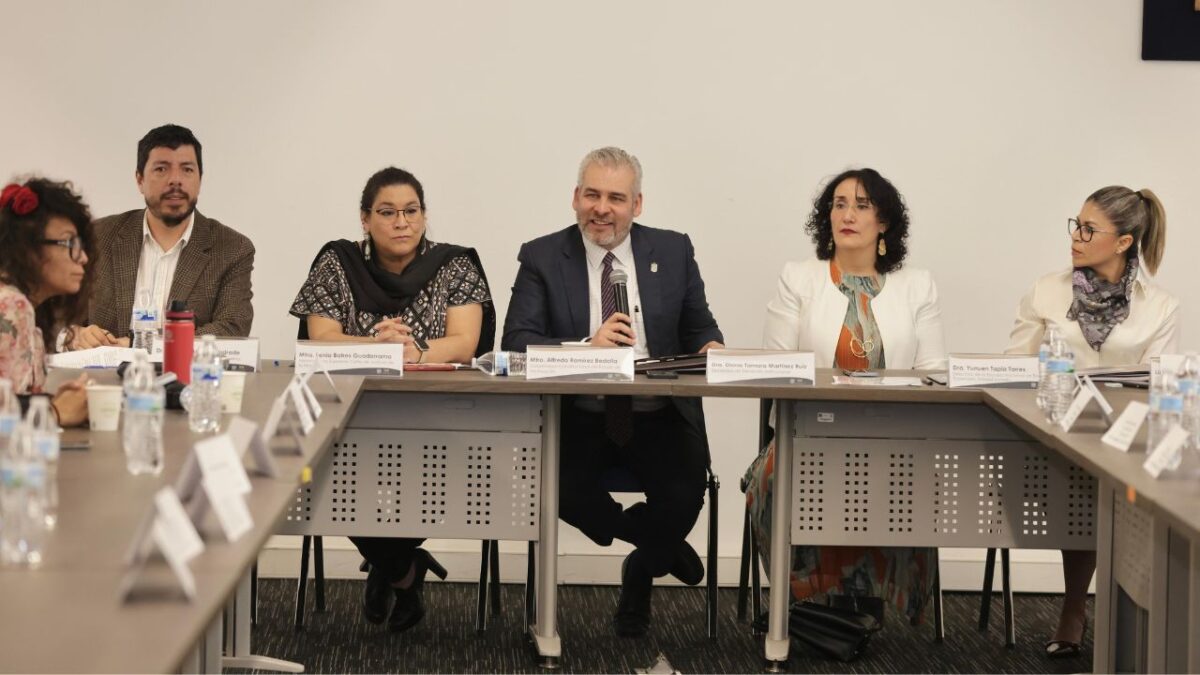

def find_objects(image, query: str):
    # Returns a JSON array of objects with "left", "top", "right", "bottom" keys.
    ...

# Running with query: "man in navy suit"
[{"left": 502, "top": 147, "right": 724, "bottom": 637}]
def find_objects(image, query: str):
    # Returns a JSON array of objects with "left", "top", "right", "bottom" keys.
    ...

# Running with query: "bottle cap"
[{"left": 166, "top": 299, "right": 194, "bottom": 320}]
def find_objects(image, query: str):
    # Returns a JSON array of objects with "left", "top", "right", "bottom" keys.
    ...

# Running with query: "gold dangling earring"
[
  {"left": 877, "top": 238, "right": 887, "bottom": 256},
  {"left": 363, "top": 231, "right": 371, "bottom": 260}
]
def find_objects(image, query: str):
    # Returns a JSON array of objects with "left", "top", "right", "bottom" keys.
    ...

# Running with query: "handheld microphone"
[{"left": 609, "top": 269, "right": 631, "bottom": 319}]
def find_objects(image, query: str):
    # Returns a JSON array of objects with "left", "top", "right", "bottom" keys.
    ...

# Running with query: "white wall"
[{"left": 5, "top": 0, "right": 1199, "bottom": 585}]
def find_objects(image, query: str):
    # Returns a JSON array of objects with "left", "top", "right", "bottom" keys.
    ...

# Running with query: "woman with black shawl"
[{"left": 289, "top": 166, "right": 495, "bottom": 633}]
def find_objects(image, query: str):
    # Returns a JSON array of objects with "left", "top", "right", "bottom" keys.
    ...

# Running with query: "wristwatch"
[{"left": 412, "top": 335, "right": 430, "bottom": 363}]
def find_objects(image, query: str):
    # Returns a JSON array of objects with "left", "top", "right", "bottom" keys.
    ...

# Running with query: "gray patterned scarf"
[{"left": 1067, "top": 256, "right": 1138, "bottom": 351}]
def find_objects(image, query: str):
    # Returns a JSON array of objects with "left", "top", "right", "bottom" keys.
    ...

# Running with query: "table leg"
[
  {"left": 222, "top": 570, "right": 305, "bottom": 672},
  {"left": 764, "top": 399, "right": 793, "bottom": 670},
  {"left": 1190, "top": 540, "right": 1200, "bottom": 673},
  {"left": 530, "top": 394, "right": 562, "bottom": 668},
  {"left": 1093, "top": 479, "right": 1116, "bottom": 674},
  {"left": 1147, "top": 518, "right": 1169, "bottom": 673}
]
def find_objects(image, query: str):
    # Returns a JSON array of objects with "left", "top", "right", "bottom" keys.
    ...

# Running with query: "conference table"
[
  {"left": 0, "top": 370, "right": 364, "bottom": 674},
  {"left": 3, "top": 366, "right": 1197, "bottom": 674},
  {"left": 291, "top": 369, "right": 1199, "bottom": 673}
]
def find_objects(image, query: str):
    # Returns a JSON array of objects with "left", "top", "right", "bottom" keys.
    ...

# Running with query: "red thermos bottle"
[{"left": 163, "top": 300, "right": 195, "bottom": 384}]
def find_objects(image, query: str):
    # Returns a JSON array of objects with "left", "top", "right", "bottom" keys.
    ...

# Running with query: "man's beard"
[{"left": 148, "top": 193, "right": 197, "bottom": 227}]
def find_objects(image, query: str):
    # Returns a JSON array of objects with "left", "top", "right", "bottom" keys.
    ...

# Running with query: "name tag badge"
[
  {"left": 947, "top": 354, "right": 1040, "bottom": 389},
  {"left": 525, "top": 345, "right": 634, "bottom": 381},
  {"left": 705, "top": 349, "right": 815, "bottom": 385}
]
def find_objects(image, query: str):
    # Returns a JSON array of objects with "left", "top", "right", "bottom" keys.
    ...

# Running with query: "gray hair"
[
  {"left": 1087, "top": 186, "right": 1167, "bottom": 275},
  {"left": 577, "top": 146, "right": 643, "bottom": 195}
]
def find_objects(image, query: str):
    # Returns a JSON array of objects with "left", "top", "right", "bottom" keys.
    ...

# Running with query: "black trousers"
[
  {"left": 351, "top": 537, "right": 425, "bottom": 584},
  {"left": 559, "top": 401, "right": 708, "bottom": 578}
]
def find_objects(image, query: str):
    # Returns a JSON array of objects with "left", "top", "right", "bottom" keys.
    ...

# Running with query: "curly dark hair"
[
  {"left": 0, "top": 178, "right": 95, "bottom": 350},
  {"left": 805, "top": 168, "right": 910, "bottom": 274}
]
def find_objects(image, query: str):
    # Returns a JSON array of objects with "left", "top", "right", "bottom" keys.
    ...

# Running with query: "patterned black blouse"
[{"left": 289, "top": 241, "right": 491, "bottom": 340}]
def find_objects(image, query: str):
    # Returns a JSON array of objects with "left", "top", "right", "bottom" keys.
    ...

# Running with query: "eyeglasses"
[
  {"left": 42, "top": 236, "right": 85, "bottom": 262},
  {"left": 1067, "top": 217, "right": 1119, "bottom": 243},
  {"left": 373, "top": 206, "right": 423, "bottom": 224}
]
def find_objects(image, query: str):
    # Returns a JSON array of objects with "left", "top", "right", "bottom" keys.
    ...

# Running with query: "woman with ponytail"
[{"left": 1006, "top": 185, "right": 1178, "bottom": 658}]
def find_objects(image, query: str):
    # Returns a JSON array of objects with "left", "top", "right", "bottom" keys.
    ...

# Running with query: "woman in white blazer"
[
  {"left": 1006, "top": 185, "right": 1178, "bottom": 659},
  {"left": 743, "top": 168, "right": 947, "bottom": 625}
]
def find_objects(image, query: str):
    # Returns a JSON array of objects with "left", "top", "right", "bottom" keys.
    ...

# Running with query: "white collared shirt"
[
  {"left": 580, "top": 233, "right": 649, "bottom": 360},
  {"left": 134, "top": 210, "right": 195, "bottom": 322},
  {"left": 1005, "top": 268, "right": 1179, "bottom": 368}
]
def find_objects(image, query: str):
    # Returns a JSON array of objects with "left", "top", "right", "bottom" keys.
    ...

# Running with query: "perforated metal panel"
[
  {"left": 280, "top": 430, "right": 542, "bottom": 539},
  {"left": 791, "top": 439, "right": 1096, "bottom": 549},
  {"left": 1112, "top": 493, "right": 1155, "bottom": 607}
]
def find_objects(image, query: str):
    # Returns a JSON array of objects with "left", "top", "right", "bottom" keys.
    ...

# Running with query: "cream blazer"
[
  {"left": 1005, "top": 269, "right": 1180, "bottom": 369},
  {"left": 762, "top": 259, "right": 947, "bottom": 370}
]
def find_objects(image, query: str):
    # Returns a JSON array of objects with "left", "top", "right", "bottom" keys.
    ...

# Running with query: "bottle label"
[
  {"left": 127, "top": 392, "right": 164, "bottom": 413},
  {"left": 0, "top": 414, "right": 18, "bottom": 436},
  {"left": 192, "top": 364, "right": 223, "bottom": 383},
  {"left": 23, "top": 462, "right": 46, "bottom": 489},
  {"left": 495, "top": 352, "right": 510, "bottom": 376},
  {"left": 34, "top": 434, "right": 59, "bottom": 462},
  {"left": 0, "top": 462, "right": 18, "bottom": 488},
  {"left": 1178, "top": 380, "right": 1198, "bottom": 396},
  {"left": 1159, "top": 395, "right": 1184, "bottom": 414},
  {"left": 1046, "top": 358, "right": 1074, "bottom": 374},
  {"left": 1038, "top": 345, "right": 1051, "bottom": 363}
]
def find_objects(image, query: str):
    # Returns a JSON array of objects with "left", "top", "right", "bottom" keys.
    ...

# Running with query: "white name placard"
[
  {"left": 48, "top": 346, "right": 140, "bottom": 369},
  {"left": 294, "top": 342, "right": 405, "bottom": 376},
  {"left": 150, "top": 338, "right": 260, "bottom": 371},
  {"left": 289, "top": 381, "right": 316, "bottom": 435},
  {"left": 1057, "top": 386, "right": 1094, "bottom": 432},
  {"left": 525, "top": 345, "right": 634, "bottom": 381},
  {"left": 705, "top": 349, "right": 815, "bottom": 385},
  {"left": 1151, "top": 354, "right": 1185, "bottom": 382},
  {"left": 947, "top": 354, "right": 1040, "bottom": 389},
  {"left": 1101, "top": 401, "right": 1149, "bottom": 452},
  {"left": 151, "top": 487, "right": 204, "bottom": 599},
  {"left": 1144, "top": 424, "right": 1188, "bottom": 478},
  {"left": 194, "top": 434, "right": 253, "bottom": 496}
]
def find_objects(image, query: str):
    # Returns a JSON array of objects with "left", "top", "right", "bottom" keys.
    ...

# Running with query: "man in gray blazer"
[{"left": 71, "top": 124, "right": 254, "bottom": 348}]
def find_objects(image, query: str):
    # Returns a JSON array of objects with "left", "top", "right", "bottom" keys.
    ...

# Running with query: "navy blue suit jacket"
[{"left": 501, "top": 223, "right": 723, "bottom": 440}]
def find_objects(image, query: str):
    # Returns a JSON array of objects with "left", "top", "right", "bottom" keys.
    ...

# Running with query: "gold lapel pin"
[{"left": 650, "top": 262, "right": 658, "bottom": 273}]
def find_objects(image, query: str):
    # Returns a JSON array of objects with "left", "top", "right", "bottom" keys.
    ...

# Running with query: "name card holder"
[
  {"left": 119, "top": 487, "right": 205, "bottom": 603},
  {"left": 294, "top": 341, "right": 405, "bottom": 376},
  {"left": 525, "top": 345, "right": 634, "bottom": 381},
  {"left": 151, "top": 337, "right": 260, "bottom": 371},
  {"left": 298, "top": 355, "right": 344, "bottom": 403},
  {"left": 259, "top": 381, "right": 308, "bottom": 456},
  {"left": 947, "top": 354, "right": 1040, "bottom": 389},
  {"left": 705, "top": 349, "right": 815, "bottom": 385}
]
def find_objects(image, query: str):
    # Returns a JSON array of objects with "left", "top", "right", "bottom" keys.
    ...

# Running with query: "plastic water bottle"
[
  {"left": 123, "top": 351, "right": 165, "bottom": 475},
  {"left": 1176, "top": 352, "right": 1200, "bottom": 451},
  {"left": 130, "top": 288, "right": 159, "bottom": 354},
  {"left": 0, "top": 379, "right": 20, "bottom": 561},
  {"left": 1, "top": 422, "right": 47, "bottom": 566},
  {"left": 1042, "top": 335, "right": 1076, "bottom": 424},
  {"left": 472, "top": 351, "right": 526, "bottom": 376},
  {"left": 1035, "top": 324, "right": 1063, "bottom": 411},
  {"left": 24, "top": 397, "right": 59, "bottom": 530},
  {"left": 188, "top": 334, "right": 223, "bottom": 433},
  {"left": 1147, "top": 372, "right": 1183, "bottom": 463}
]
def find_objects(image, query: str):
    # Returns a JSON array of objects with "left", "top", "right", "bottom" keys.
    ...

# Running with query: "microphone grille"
[{"left": 609, "top": 269, "right": 629, "bottom": 285}]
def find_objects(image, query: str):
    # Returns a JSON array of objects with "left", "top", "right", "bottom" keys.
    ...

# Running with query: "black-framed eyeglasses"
[
  {"left": 373, "top": 206, "right": 423, "bottom": 224},
  {"left": 1067, "top": 217, "right": 1118, "bottom": 243},
  {"left": 42, "top": 236, "right": 85, "bottom": 262}
]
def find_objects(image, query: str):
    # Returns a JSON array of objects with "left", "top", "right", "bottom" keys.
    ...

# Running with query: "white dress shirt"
[
  {"left": 580, "top": 233, "right": 650, "bottom": 360},
  {"left": 762, "top": 259, "right": 948, "bottom": 370},
  {"left": 578, "top": 233, "right": 660, "bottom": 412},
  {"left": 134, "top": 211, "right": 195, "bottom": 322},
  {"left": 1004, "top": 268, "right": 1180, "bottom": 368}
]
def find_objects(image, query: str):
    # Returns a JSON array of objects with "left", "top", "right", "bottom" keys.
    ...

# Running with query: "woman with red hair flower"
[{"left": 0, "top": 179, "right": 92, "bottom": 425}]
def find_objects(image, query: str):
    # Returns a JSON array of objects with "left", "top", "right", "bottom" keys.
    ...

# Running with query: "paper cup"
[
  {"left": 86, "top": 384, "right": 123, "bottom": 431},
  {"left": 220, "top": 371, "right": 247, "bottom": 413}
]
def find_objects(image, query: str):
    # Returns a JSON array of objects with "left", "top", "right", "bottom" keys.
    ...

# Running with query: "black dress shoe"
[
  {"left": 669, "top": 541, "right": 704, "bottom": 586},
  {"left": 614, "top": 552, "right": 653, "bottom": 638},
  {"left": 362, "top": 563, "right": 391, "bottom": 624},
  {"left": 388, "top": 548, "right": 448, "bottom": 633}
]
